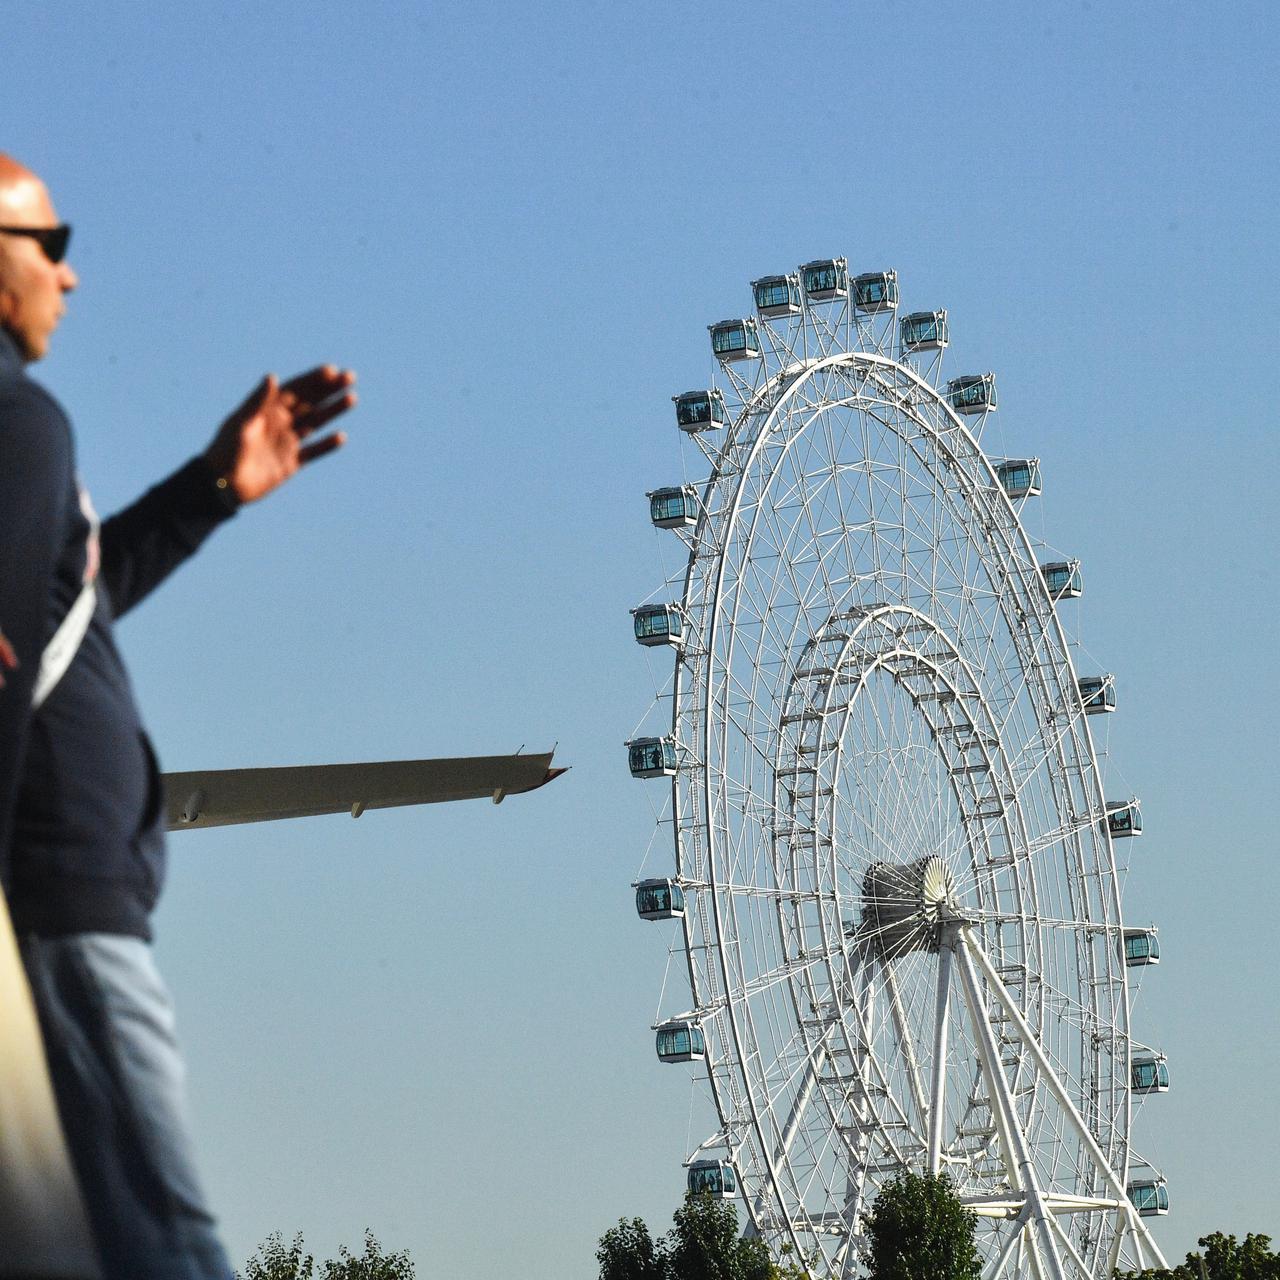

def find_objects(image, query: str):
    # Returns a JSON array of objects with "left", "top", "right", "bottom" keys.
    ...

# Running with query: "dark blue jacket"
[{"left": 0, "top": 328, "right": 236, "bottom": 938}]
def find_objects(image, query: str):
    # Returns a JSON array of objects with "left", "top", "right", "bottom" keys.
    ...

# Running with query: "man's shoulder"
[
  {"left": 0, "top": 367, "right": 73, "bottom": 448},
  {"left": 0, "top": 369, "right": 73, "bottom": 481}
]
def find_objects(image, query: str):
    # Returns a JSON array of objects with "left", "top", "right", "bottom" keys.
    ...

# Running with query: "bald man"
[{"left": 0, "top": 154, "right": 356, "bottom": 1279}]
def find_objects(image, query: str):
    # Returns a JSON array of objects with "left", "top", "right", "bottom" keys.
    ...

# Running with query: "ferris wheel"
[{"left": 628, "top": 260, "right": 1168, "bottom": 1280}]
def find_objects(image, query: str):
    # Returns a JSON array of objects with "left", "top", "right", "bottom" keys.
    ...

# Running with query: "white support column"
[
  {"left": 884, "top": 959, "right": 929, "bottom": 1127},
  {"left": 774, "top": 1042, "right": 828, "bottom": 1165},
  {"left": 962, "top": 929, "right": 1168, "bottom": 1271},
  {"left": 927, "top": 941, "right": 954, "bottom": 1174},
  {"left": 953, "top": 935, "right": 1068, "bottom": 1280}
]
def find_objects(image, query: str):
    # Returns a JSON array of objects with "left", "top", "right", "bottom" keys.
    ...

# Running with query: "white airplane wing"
[{"left": 164, "top": 750, "right": 565, "bottom": 831}]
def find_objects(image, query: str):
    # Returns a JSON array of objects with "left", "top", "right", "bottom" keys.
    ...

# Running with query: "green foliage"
[
  {"left": 320, "top": 1230, "right": 414, "bottom": 1280},
  {"left": 597, "top": 1216, "right": 666, "bottom": 1280},
  {"left": 666, "top": 1191, "right": 777, "bottom": 1280},
  {"left": 596, "top": 1193, "right": 802, "bottom": 1280},
  {"left": 1116, "top": 1231, "right": 1280, "bottom": 1280},
  {"left": 240, "top": 1233, "right": 315, "bottom": 1280},
  {"left": 239, "top": 1231, "right": 413, "bottom": 1280},
  {"left": 861, "top": 1171, "right": 982, "bottom": 1280}
]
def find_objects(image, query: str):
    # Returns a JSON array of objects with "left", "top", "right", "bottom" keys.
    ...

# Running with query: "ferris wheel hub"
[{"left": 859, "top": 855, "right": 961, "bottom": 958}]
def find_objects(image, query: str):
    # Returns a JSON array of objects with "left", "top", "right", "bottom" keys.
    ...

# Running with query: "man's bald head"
[{"left": 0, "top": 153, "right": 77, "bottom": 362}]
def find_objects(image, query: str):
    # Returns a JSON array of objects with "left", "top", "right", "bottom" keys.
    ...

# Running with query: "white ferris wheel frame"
[{"left": 640, "top": 281, "right": 1165, "bottom": 1280}]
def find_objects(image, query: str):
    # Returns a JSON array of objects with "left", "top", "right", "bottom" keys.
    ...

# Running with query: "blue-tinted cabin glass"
[
  {"left": 635, "top": 609, "right": 678, "bottom": 641},
  {"left": 1000, "top": 464, "right": 1031, "bottom": 495},
  {"left": 638, "top": 884, "right": 671, "bottom": 915},
  {"left": 713, "top": 326, "right": 747, "bottom": 355},
  {"left": 950, "top": 377, "right": 994, "bottom": 411},
  {"left": 1131, "top": 1186, "right": 1156, "bottom": 1212},
  {"left": 1109, "top": 807, "right": 1139, "bottom": 834},
  {"left": 651, "top": 492, "right": 683, "bottom": 522},
  {"left": 1046, "top": 567, "right": 1068, "bottom": 593},
  {"left": 1124, "top": 933, "right": 1154, "bottom": 963},
  {"left": 661, "top": 741, "right": 677, "bottom": 769},
  {"left": 755, "top": 280, "right": 797, "bottom": 310},
  {"left": 678, "top": 395, "right": 712, "bottom": 426},
  {"left": 804, "top": 264, "right": 843, "bottom": 294},
  {"left": 630, "top": 743, "right": 664, "bottom": 773},
  {"left": 1133, "top": 1061, "right": 1158, "bottom": 1090},
  {"left": 722, "top": 1166, "right": 737, "bottom": 1192},
  {"left": 856, "top": 275, "right": 896, "bottom": 307},
  {"left": 904, "top": 315, "right": 941, "bottom": 345},
  {"left": 658, "top": 1027, "right": 691, "bottom": 1057},
  {"left": 1158, "top": 1187, "right": 1170, "bottom": 1211}
]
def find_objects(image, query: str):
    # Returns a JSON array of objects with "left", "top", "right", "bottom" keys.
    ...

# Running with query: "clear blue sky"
[{"left": 4, "top": 1, "right": 1277, "bottom": 1273}]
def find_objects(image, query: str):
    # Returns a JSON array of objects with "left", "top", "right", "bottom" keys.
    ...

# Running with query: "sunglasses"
[{"left": 0, "top": 224, "right": 72, "bottom": 264}]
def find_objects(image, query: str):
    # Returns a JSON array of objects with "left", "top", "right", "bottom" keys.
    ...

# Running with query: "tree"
[
  {"left": 320, "top": 1230, "right": 414, "bottom": 1280},
  {"left": 597, "top": 1216, "right": 666, "bottom": 1280},
  {"left": 1117, "top": 1231, "right": 1280, "bottom": 1280},
  {"left": 239, "top": 1233, "right": 315, "bottom": 1280},
  {"left": 861, "top": 1171, "right": 982, "bottom": 1280},
  {"left": 597, "top": 1193, "right": 805, "bottom": 1280},
  {"left": 238, "top": 1231, "right": 413, "bottom": 1280},
  {"left": 665, "top": 1192, "right": 777, "bottom": 1280}
]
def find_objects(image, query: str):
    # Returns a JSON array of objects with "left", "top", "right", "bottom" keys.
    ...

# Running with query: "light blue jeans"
[{"left": 20, "top": 933, "right": 233, "bottom": 1280}]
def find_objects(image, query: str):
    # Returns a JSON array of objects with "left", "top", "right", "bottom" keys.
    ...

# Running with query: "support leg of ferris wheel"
[
  {"left": 883, "top": 958, "right": 930, "bottom": 1133},
  {"left": 926, "top": 943, "right": 954, "bottom": 1174},
  {"left": 950, "top": 930, "right": 1068, "bottom": 1280},
  {"left": 960, "top": 929, "right": 1168, "bottom": 1272},
  {"left": 835, "top": 953, "right": 878, "bottom": 1280}
]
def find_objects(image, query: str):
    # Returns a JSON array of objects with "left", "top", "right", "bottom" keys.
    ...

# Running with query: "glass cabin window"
[
  {"left": 677, "top": 394, "right": 712, "bottom": 427},
  {"left": 637, "top": 882, "right": 684, "bottom": 916},
  {"left": 901, "top": 311, "right": 948, "bottom": 349},
  {"left": 854, "top": 272, "right": 898, "bottom": 310},
  {"left": 651, "top": 491, "right": 685, "bottom": 523},
  {"left": 754, "top": 278, "right": 800, "bottom": 311},
  {"left": 1124, "top": 931, "right": 1159, "bottom": 964},
  {"left": 1108, "top": 805, "right": 1141, "bottom": 835},
  {"left": 634, "top": 608, "right": 682, "bottom": 642},
  {"left": 713, "top": 327, "right": 744, "bottom": 355},
  {"left": 803, "top": 262, "right": 846, "bottom": 296},
  {"left": 947, "top": 374, "right": 997, "bottom": 414}
]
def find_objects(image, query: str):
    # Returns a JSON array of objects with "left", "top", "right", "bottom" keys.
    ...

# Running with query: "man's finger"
[
  {"left": 297, "top": 431, "right": 347, "bottom": 466},
  {"left": 233, "top": 373, "right": 277, "bottom": 421},
  {"left": 293, "top": 392, "right": 357, "bottom": 438},
  {"left": 280, "top": 365, "right": 355, "bottom": 408}
]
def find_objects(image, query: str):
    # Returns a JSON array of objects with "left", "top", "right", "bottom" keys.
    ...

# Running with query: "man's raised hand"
[{"left": 203, "top": 365, "right": 357, "bottom": 505}]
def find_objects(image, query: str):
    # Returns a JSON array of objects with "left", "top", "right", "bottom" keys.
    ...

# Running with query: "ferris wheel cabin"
[
  {"left": 801, "top": 258, "right": 849, "bottom": 302},
  {"left": 648, "top": 485, "right": 699, "bottom": 530},
  {"left": 1131, "top": 1055, "right": 1170, "bottom": 1095},
  {"left": 709, "top": 318, "right": 762, "bottom": 363},
  {"left": 1127, "top": 1178, "right": 1169, "bottom": 1217},
  {"left": 1123, "top": 927, "right": 1161, "bottom": 966},
  {"left": 947, "top": 373, "right": 998, "bottom": 416},
  {"left": 996, "top": 459, "right": 1042, "bottom": 500},
  {"left": 635, "top": 877, "right": 686, "bottom": 921},
  {"left": 656, "top": 1020, "right": 705, "bottom": 1064},
  {"left": 1106, "top": 799, "right": 1142, "bottom": 838},
  {"left": 1078, "top": 674, "right": 1117, "bottom": 714},
  {"left": 674, "top": 389, "right": 728, "bottom": 433},
  {"left": 752, "top": 274, "right": 803, "bottom": 318},
  {"left": 1041, "top": 560, "right": 1084, "bottom": 601},
  {"left": 901, "top": 309, "right": 949, "bottom": 352},
  {"left": 632, "top": 603, "right": 685, "bottom": 649},
  {"left": 854, "top": 269, "right": 899, "bottom": 312},
  {"left": 687, "top": 1160, "right": 737, "bottom": 1199},
  {"left": 628, "top": 737, "right": 678, "bottom": 779}
]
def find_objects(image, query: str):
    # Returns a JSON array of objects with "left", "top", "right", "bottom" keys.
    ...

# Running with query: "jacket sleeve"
[
  {"left": 0, "top": 390, "right": 72, "bottom": 881},
  {"left": 98, "top": 457, "right": 239, "bottom": 619}
]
